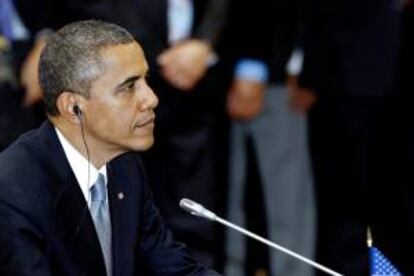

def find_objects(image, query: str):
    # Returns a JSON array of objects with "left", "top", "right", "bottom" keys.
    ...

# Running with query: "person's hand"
[
  {"left": 226, "top": 78, "right": 265, "bottom": 121},
  {"left": 157, "top": 39, "right": 212, "bottom": 91},
  {"left": 20, "top": 38, "right": 47, "bottom": 106},
  {"left": 287, "top": 75, "right": 316, "bottom": 113}
]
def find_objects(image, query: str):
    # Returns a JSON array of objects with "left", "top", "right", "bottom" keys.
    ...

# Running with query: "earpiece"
[{"left": 73, "top": 105, "right": 82, "bottom": 118}]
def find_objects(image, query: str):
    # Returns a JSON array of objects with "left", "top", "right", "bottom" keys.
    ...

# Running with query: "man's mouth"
[{"left": 135, "top": 115, "right": 155, "bottom": 128}]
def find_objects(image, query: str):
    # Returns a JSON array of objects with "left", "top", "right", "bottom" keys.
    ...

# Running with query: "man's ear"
[{"left": 56, "top": 92, "right": 85, "bottom": 124}]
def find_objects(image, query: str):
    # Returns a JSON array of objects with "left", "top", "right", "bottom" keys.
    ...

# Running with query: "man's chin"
[{"left": 131, "top": 137, "right": 154, "bottom": 152}]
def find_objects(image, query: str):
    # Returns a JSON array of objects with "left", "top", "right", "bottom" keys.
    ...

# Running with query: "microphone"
[
  {"left": 179, "top": 198, "right": 343, "bottom": 276},
  {"left": 179, "top": 198, "right": 217, "bottom": 221}
]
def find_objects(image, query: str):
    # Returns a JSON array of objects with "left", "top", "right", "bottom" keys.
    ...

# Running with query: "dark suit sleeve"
[
  {"left": 299, "top": 0, "right": 401, "bottom": 96},
  {"left": 222, "top": 0, "right": 303, "bottom": 81},
  {"left": 0, "top": 198, "right": 51, "bottom": 276},
  {"left": 194, "top": 0, "right": 228, "bottom": 47},
  {"left": 136, "top": 181, "right": 219, "bottom": 276}
]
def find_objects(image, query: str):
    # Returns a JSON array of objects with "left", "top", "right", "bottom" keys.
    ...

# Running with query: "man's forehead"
[
  {"left": 90, "top": 42, "right": 148, "bottom": 90},
  {"left": 100, "top": 42, "right": 146, "bottom": 66},
  {"left": 100, "top": 41, "right": 143, "bottom": 55}
]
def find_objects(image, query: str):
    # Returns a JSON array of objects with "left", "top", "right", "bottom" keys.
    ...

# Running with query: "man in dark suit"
[
  {"left": 0, "top": 20, "right": 219, "bottom": 276},
  {"left": 298, "top": 0, "right": 403, "bottom": 275},
  {"left": 15, "top": 1, "right": 228, "bottom": 266},
  {"left": 380, "top": 1, "right": 414, "bottom": 274}
]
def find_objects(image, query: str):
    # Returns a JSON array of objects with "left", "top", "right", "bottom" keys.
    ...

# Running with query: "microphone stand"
[{"left": 180, "top": 198, "right": 343, "bottom": 276}]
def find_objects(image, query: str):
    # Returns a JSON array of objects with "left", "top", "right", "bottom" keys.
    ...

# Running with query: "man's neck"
[{"left": 51, "top": 118, "right": 115, "bottom": 169}]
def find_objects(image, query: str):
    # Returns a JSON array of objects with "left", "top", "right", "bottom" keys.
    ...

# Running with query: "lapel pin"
[{"left": 117, "top": 192, "right": 124, "bottom": 200}]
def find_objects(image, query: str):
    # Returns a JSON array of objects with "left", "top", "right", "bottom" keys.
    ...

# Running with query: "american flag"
[
  {"left": 369, "top": 246, "right": 401, "bottom": 276},
  {"left": 367, "top": 227, "right": 401, "bottom": 276}
]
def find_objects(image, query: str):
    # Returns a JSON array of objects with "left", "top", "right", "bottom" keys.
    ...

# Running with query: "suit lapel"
[
  {"left": 107, "top": 165, "right": 123, "bottom": 276},
  {"left": 35, "top": 122, "right": 107, "bottom": 275},
  {"left": 107, "top": 156, "right": 139, "bottom": 276}
]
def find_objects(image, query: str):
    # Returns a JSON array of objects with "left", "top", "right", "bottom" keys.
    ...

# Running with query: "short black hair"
[{"left": 39, "top": 20, "right": 135, "bottom": 116}]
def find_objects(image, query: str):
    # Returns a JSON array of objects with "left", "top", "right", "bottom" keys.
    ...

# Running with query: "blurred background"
[{"left": 1, "top": 0, "right": 413, "bottom": 275}]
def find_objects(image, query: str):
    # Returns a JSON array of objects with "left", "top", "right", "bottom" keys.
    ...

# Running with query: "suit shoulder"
[
  {"left": 1, "top": 125, "right": 43, "bottom": 165},
  {"left": 0, "top": 129, "right": 42, "bottom": 174},
  {"left": 0, "top": 128, "right": 45, "bottom": 205}
]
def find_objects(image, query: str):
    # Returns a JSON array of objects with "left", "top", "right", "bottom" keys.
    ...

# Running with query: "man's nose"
[{"left": 137, "top": 80, "right": 159, "bottom": 110}]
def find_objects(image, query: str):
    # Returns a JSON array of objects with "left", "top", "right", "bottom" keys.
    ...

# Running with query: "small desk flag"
[{"left": 368, "top": 228, "right": 401, "bottom": 276}]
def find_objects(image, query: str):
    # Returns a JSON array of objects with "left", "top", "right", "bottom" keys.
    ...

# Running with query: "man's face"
[{"left": 82, "top": 42, "right": 158, "bottom": 155}]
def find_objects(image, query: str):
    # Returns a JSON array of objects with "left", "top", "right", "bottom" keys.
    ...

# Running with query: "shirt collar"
[{"left": 55, "top": 127, "right": 107, "bottom": 205}]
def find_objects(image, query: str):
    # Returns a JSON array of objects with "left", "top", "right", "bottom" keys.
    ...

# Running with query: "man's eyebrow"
[{"left": 116, "top": 75, "right": 140, "bottom": 88}]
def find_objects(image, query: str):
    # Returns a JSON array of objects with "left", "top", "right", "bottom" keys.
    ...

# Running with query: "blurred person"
[
  {"left": 0, "top": 0, "right": 44, "bottom": 151},
  {"left": 0, "top": 20, "right": 220, "bottom": 276},
  {"left": 131, "top": 0, "right": 228, "bottom": 267},
  {"left": 221, "top": 0, "right": 315, "bottom": 275},
  {"left": 297, "top": 0, "right": 402, "bottom": 274},
  {"left": 16, "top": 0, "right": 88, "bottom": 107},
  {"left": 375, "top": 0, "right": 414, "bottom": 274},
  {"left": 16, "top": 0, "right": 228, "bottom": 267}
]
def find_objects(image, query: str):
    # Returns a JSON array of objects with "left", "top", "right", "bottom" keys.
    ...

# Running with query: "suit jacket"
[
  {"left": 0, "top": 121, "right": 219, "bottom": 276},
  {"left": 299, "top": 0, "right": 401, "bottom": 97},
  {"left": 220, "top": 0, "right": 303, "bottom": 84},
  {"left": 398, "top": 2, "right": 414, "bottom": 94}
]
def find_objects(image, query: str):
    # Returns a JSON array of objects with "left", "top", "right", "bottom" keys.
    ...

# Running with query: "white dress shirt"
[
  {"left": 167, "top": 0, "right": 193, "bottom": 44},
  {"left": 55, "top": 127, "right": 108, "bottom": 208}
]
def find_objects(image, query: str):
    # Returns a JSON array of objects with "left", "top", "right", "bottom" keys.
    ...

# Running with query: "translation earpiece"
[{"left": 73, "top": 105, "right": 82, "bottom": 118}]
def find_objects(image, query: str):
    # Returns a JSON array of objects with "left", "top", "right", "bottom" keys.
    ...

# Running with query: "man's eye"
[
  {"left": 127, "top": 82, "right": 135, "bottom": 90},
  {"left": 120, "top": 82, "right": 135, "bottom": 93}
]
